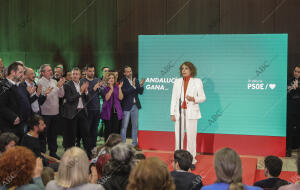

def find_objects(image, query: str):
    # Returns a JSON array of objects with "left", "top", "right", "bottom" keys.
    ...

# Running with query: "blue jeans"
[{"left": 121, "top": 105, "right": 138, "bottom": 146}]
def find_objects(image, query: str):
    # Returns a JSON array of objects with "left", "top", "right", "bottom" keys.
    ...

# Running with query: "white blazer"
[{"left": 170, "top": 78, "right": 206, "bottom": 120}]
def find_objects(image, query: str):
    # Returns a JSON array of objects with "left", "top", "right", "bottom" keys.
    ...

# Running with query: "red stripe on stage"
[{"left": 138, "top": 131, "right": 286, "bottom": 157}]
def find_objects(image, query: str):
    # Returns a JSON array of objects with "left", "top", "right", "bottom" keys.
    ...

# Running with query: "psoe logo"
[{"left": 247, "top": 81, "right": 276, "bottom": 90}]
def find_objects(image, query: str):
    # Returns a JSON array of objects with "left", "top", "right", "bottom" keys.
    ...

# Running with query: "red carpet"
[{"left": 143, "top": 151, "right": 258, "bottom": 185}]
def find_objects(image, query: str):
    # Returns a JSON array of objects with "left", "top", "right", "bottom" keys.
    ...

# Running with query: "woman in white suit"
[{"left": 170, "top": 61, "right": 206, "bottom": 167}]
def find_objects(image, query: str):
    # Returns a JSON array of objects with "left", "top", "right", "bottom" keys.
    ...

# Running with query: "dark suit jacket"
[
  {"left": 121, "top": 77, "right": 144, "bottom": 111},
  {"left": 0, "top": 79, "right": 22, "bottom": 130},
  {"left": 21, "top": 81, "right": 47, "bottom": 112},
  {"left": 62, "top": 80, "right": 89, "bottom": 119},
  {"left": 171, "top": 170, "right": 203, "bottom": 190}
]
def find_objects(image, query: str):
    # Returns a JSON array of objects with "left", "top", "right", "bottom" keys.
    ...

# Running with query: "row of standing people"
[{"left": 0, "top": 60, "right": 144, "bottom": 160}]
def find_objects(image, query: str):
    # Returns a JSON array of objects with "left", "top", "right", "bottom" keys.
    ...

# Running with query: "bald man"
[{"left": 23, "top": 67, "right": 48, "bottom": 114}]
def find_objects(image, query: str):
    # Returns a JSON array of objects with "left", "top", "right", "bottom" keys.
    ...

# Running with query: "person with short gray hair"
[
  {"left": 98, "top": 143, "right": 136, "bottom": 190},
  {"left": 38, "top": 64, "right": 65, "bottom": 159}
]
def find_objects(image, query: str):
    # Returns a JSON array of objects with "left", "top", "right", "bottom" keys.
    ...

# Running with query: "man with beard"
[
  {"left": 53, "top": 65, "right": 64, "bottom": 81},
  {"left": 121, "top": 66, "right": 145, "bottom": 150},
  {"left": 21, "top": 114, "right": 60, "bottom": 170},
  {"left": 23, "top": 67, "right": 51, "bottom": 114},
  {"left": 0, "top": 62, "right": 25, "bottom": 139},
  {"left": 38, "top": 64, "right": 65, "bottom": 159},
  {"left": 80, "top": 64, "right": 102, "bottom": 149}
]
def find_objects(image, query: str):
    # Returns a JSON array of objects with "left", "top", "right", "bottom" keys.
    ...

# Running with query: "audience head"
[
  {"left": 123, "top": 66, "right": 132, "bottom": 78},
  {"left": 0, "top": 58, "right": 4, "bottom": 70},
  {"left": 0, "top": 146, "right": 37, "bottom": 188},
  {"left": 173, "top": 149, "right": 193, "bottom": 171},
  {"left": 293, "top": 65, "right": 300, "bottom": 79},
  {"left": 102, "top": 66, "right": 109, "bottom": 75},
  {"left": 0, "top": 132, "right": 19, "bottom": 153},
  {"left": 27, "top": 114, "right": 46, "bottom": 134},
  {"left": 127, "top": 157, "right": 175, "bottom": 190},
  {"left": 54, "top": 65, "right": 63, "bottom": 79},
  {"left": 56, "top": 147, "right": 90, "bottom": 188},
  {"left": 81, "top": 67, "right": 86, "bottom": 79},
  {"left": 135, "top": 153, "right": 146, "bottom": 161},
  {"left": 104, "top": 72, "right": 117, "bottom": 86},
  {"left": 103, "top": 143, "right": 136, "bottom": 176},
  {"left": 24, "top": 67, "right": 36, "bottom": 82},
  {"left": 86, "top": 64, "right": 96, "bottom": 79},
  {"left": 101, "top": 133, "right": 122, "bottom": 152},
  {"left": 71, "top": 67, "right": 81, "bottom": 83},
  {"left": 41, "top": 167, "right": 55, "bottom": 186},
  {"left": 110, "top": 69, "right": 119, "bottom": 81},
  {"left": 96, "top": 134, "right": 122, "bottom": 178},
  {"left": 7, "top": 61, "right": 24, "bottom": 82},
  {"left": 214, "top": 147, "right": 244, "bottom": 190},
  {"left": 264, "top": 155, "right": 283, "bottom": 178},
  {"left": 180, "top": 61, "right": 196, "bottom": 78},
  {"left": 66, "top": 71, "right": 72, "bottom": 81},
  {"left": 40, "top": 64, "right": 53, "bottom": 80}
]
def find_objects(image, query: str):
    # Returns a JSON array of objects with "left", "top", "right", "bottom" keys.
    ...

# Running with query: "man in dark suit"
[
  {"left": 0, "top": 62, "right": 25, "bottom": 139},
  {"left": 23, "top": 67, "right": 48, "bottom": 115},
  {"left": 121, "top": 66, "right": 145, "bottom": 150},
  {"left": 171, "top": 150, "right": 203, "bottom": 190},
  {"left": 62, "top": 67, "right": 91, "bottom": 158},
  {"left": 286, "top": 65, "right": 300, "bottom": 157}
]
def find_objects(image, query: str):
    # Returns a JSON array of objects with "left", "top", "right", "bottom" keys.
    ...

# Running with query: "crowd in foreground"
[{"left": 0, "top": 130, "right": 300, "bottom": 190}]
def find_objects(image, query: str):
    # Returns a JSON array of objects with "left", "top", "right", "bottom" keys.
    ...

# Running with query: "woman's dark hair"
[
  {"left": 97, "top": 133, "right": 122, "bottom": 154},
  {"left": 179, "top": 61, "right": 197, "bottom": 77},
  {"left": 264, "top": 155, "right": 283, "bottom": 177},
  {"left": 0, "top": 132, "right": 19, "bottom": 152},
  {"left": 174, "top": 150, "right": 193, "bottom": 171}
]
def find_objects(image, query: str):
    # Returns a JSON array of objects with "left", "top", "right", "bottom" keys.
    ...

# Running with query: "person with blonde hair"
[
  {"left": 202, "top": 147, "right": 262, "bottom": 190},
  {"left": 100, "top": 72, "right": 124, "bottom": 141},
  {"left": 46, "top": 147, "right": 104, "bottom": 190},
  {"left": 127, "top": 157, "right": 175, "bottom": 190}
]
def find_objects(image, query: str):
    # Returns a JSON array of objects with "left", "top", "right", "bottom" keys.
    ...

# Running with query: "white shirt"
[
  {"left": 38, "top": 76, "right": 64, "bottom": 115},
  {"left": 73, "top": 81, "right": 85, "bottom": 109},
  {"left": 127, "top": 77, "right": 136, "bottom": 103},
  {"left": 25, "top": 80, "right": 40, "bottom": 113},
  {"left": 6, "top": 78, "right": 20, "bottom": 86}
]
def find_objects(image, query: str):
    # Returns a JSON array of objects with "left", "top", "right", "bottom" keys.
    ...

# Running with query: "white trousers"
[{"left": 174, "top": 110, "right": 198, "bottom": 164}]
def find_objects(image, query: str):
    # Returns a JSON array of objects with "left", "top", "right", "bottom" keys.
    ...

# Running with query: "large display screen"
[{"left": 138, "top": 34, "right": 287, "bottom": 137}]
